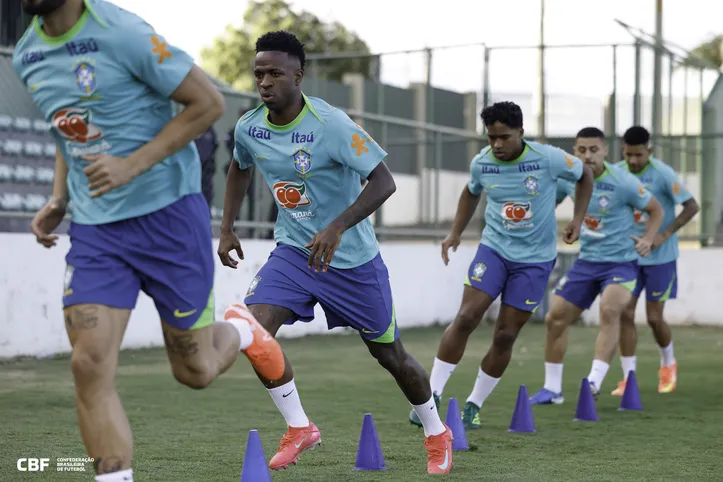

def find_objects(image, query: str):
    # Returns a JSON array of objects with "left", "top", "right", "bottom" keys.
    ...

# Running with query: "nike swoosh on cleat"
[
  {"left": 437, "top": 448, "right": 450, "bottom": 470},
  {"left": 295, "top": 436, "right": 306, "bottom": 449},
  {"left": 282, "top": 390, "right": 295, "bottom": 398}
]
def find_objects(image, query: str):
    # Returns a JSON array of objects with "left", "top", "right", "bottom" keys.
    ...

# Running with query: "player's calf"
[{"left": 65, "top": 304, "right": 134, "bottom": 479}]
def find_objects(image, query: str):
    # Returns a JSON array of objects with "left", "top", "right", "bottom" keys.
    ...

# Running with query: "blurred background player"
[
  {"left": 13, "top": 1, "right": 285, "bottom": 480},
  {"left": 529, "top": 127, "right": 664, "bottom": 404},
  {"left": 217, "top": 31, "right": 453, "bottom": 475},
  {"left": 409, "top": 102, "right": 594, "bottom": 430},
  {"left": 611, "top": 126, "right": 700, "bottom": 396}
]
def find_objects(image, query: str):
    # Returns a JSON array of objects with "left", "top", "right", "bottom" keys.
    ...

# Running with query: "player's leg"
[
  {"left": 314, "top": 254, "right": 453, "bottom": 474},
  {"left": 130, "top": 194, "right": 284, "bottom": 387},
  {"left": 530, "top": 261, "right": 595, "bottom": 404},
  {"left": 643, "top": 261, "right": 678, "bottom": 393},
  {"left": 243, "top": 244, "right": 323, "bottom": 470},
  {"left": 426, "top": 244, "right": 504, "bottom": 405},
  {"left": 62, "top": 223, "right": 140, "bottom": 480},
  {"left": 463, "top": 257, "right": 555, "bottom": 428},
  {"left": 612, "top": 292, "right": 640, "bottom": 396},
  {"left": 585, "top": 263, "right": 637, "bottom": 395}
]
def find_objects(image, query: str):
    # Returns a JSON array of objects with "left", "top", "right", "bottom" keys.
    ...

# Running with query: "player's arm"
[
  {"left": 112, "top": 19, "right": 225, "bottom": 178},
  {"left": 660, "top": 171, "right": 700, "bottom": 241},
  {"left": 125, "top": 67, "right": 224, "bottom": 177},
  {"left": 325, "top": 116, "right": 394, "bottom": 234},
  {"left": 51, "top": 146, "right": 69, "bottom": 207},
  {"left": 220, "top": 128, "right": 255, "bottom": 234},
  {"left": 629, "top": 179, "right": 664, "bottom": 256},
  {"left": 547, "top": 147, "right": 593, "bottom": 242},
  {"left": 218, "top": 125, "right": 255, "bottom": 268}
]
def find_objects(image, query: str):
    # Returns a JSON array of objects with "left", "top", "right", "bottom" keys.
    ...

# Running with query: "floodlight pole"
[{"left": 652, "top": 0, "right": 663, "bottom": 140}]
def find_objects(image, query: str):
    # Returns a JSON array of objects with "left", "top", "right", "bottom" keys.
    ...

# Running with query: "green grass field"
[{"left": 2, "top": 324, "right": 723, "bottom": 481}]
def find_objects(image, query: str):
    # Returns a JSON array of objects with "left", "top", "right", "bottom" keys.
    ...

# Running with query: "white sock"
[
  {"left": 411, "top": 395, "right": 447, "bottom": 437},
  {"left": 621, "top": 356, "right": 637, "bottom": 379},
  {"left": 429, "top": 357, "right": 457, "bottom": 397},
  {"left": 267, "top": 380, "right": 309, "bottom": 428},
  {"left": 96, "top": 469, "right": 133, "bottom": 481},
  {"left": 466, "top": 368, "right": 500, "bottom": 408},
  {"left": 659, "top": 342, "right": 675, "bottom": 367},
  {"left": 543, "top": 362, "right": 563, "bottom": 394},
  {"left": 221, "top": 318, "right": 254, "bottom": 351},
  {"left": 587, "top": 359, "right": 610, "bottom": 390}
]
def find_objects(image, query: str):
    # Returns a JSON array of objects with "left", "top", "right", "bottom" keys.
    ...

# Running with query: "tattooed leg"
[{"left": 64, "top": 305, "right": 133, "bottom": 476}]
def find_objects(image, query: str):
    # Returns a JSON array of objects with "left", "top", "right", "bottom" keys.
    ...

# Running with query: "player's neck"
[
  {"left": 41, "top": 0, "right": 85, "bottom": 38},
  {"left": 268, "top": 95, "right": 304, "bottom": 127},
  {"left": 592, "top": 164, "right": 606, "bottom": 178}
]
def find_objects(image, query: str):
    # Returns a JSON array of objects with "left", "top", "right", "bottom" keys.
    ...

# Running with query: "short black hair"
[
  {"left": 576, "top": 127, "right": 606, "bottom": 140},
  {"left": 623, "top": 126, "right": 650, "bottom": 146},
  {"left": 255, "top": 31, "right": 306, "bottom": 70},
  {"left": 480, "top": 102, "right": 523, "bottom": 129}
]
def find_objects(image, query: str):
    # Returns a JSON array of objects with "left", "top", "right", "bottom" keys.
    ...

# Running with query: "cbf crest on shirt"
[
  {"left": 12, "top": 0, "right": 201, "bottom": 225},
  {"left": 233, "top": 95, "right": 387, "bottom": 269},
  {"left": 556, "top": 163, "right": 652, "bottom": 263},
  {"left": 467, "top": 141, "right": 584, "bottom": 263}
]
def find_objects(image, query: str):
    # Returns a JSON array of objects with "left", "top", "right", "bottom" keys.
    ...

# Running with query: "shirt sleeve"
[
  {"left": 113, "top": 13, "right": 195, "bottom": 98},
  {"left": 467, "top": 155, "right": 484, "bottom": 196},
  {"left": 661, "top": 166, "right": 694, "bottom": 205},
  {"left": 623, "top": 172, "right": 653, "bottom": 211},
  {"left": 233, "top": 121, "right": 254, "bottom": 170},
  {"left": 327, "top": 109, "right": 388, "bottom": 178},
  {"left": 547, "top": 145, "right": 584, "bottom": 182},
  {"left": 556, "top": 179, "right": 573, "bottom": 203}
]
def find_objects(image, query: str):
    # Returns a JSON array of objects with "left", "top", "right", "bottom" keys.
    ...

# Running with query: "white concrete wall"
[{"left": 0, "top": 234, "right": 719, "bottom": 359}]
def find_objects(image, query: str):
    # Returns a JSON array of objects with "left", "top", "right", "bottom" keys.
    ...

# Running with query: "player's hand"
[
  {"left": 441, "top": 233, "right": 461, "bottom": 266},
  {"left": 218, "top": 229, "right": 244, "bottom": 269},
  {"left": 630, "top": 235, "right": 654, "bottom": 257},
  {"left": 305, "top": 223, "right": 343, "bottom": 272},
  {"left": 82, "top": 154, "right": 136, "bottom": 198},
  {"left": 651, "top": 232, "right": 668, "bottom": 250},
  {"left": 562, "top": 220, "right": 582, "bottom": 244},
  {"left": 30, "top": 198, "right": 66, "bottom": 248}
]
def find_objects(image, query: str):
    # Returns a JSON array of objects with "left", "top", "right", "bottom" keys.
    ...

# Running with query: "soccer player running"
[
  {"left": 217, "top": 31, "right": 454, "bottom": 475},
  {"left": 529, "top": 127, "right": 664, "bottom": 404},
  {"left": 408, "top": 101, "right": 594, "bottom": 430},
  {"left": 13, "top": 1, "right": 285, "bottom": 480},
  {"left": 610, "top": 126, "right": 699, "bottom": 396}
]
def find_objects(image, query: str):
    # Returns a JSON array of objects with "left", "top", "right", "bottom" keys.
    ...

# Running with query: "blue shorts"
[
  {"left": 63, "top": 194, "right": 215, "bottom": 330},
  {"left": 244, "top": 244, "right": 398, "bottom": 343},
  {"left": 632, "top": 261, "right": 677, "bottom": 302},
  {"left": 554, "top": 259, "right": 638, "bottom": 310},
  {"left": 464, "top": 244, "right": 556, "bottom": 312}
]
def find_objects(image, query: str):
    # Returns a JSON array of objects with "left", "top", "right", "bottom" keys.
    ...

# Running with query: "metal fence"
[{"left": 1, "top": 36, "right": 722, "bottom": 245}]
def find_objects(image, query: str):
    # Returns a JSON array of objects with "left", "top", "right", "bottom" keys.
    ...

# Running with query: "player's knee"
[
  {"left": 646, "top": 315, "right": 665, "bottom": 329},
  {"left": 492, "top": 328, "right": 518, "bottom": 351},
  {"left": 171, "top": 361, "right": 216, "bottom": 390},
  {"left": 620, "top": 307, "right": 636, "bottom": 326},
  {"left": 544, "top": 312, "right": 568, "bottom": 335},
  {"left": 367, "top": 342, "right": 405, "bottom": 373},
  {"left": 70, "top": 345, "right": 113, "bottom": 387},
  {"left": 599, "top": 303, "right": 623, "bottom": 325},
  {"left": 452, "top": 309, "right": 482, "bottom": 334}
]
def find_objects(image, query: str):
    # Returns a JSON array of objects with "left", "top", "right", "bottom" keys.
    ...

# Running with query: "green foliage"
[
  {"left": 680, "top": 35, "right": 723, "bottom": 70},
  {"left": 200, "top": 0, "right": 372, "bottom": 92}
]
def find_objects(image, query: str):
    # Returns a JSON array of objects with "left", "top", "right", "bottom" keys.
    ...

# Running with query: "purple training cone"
[
  {"left": 508, "top": 385, "right": 536, "bottom": 433},
  {"left": 240, "top": 430, "right": 272, "bottom": 482},
  {"left": 444, "top": 398, "right": 469, "bottom": 450},
  {"left": 619, "top": 370, "right": 643, "bottom": 411},
  {"left": 354, "top": 413, "right": 387, "bottom": 471},
  {"left": 574, "top": 378, "right": 599, "bottom": 422}
]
